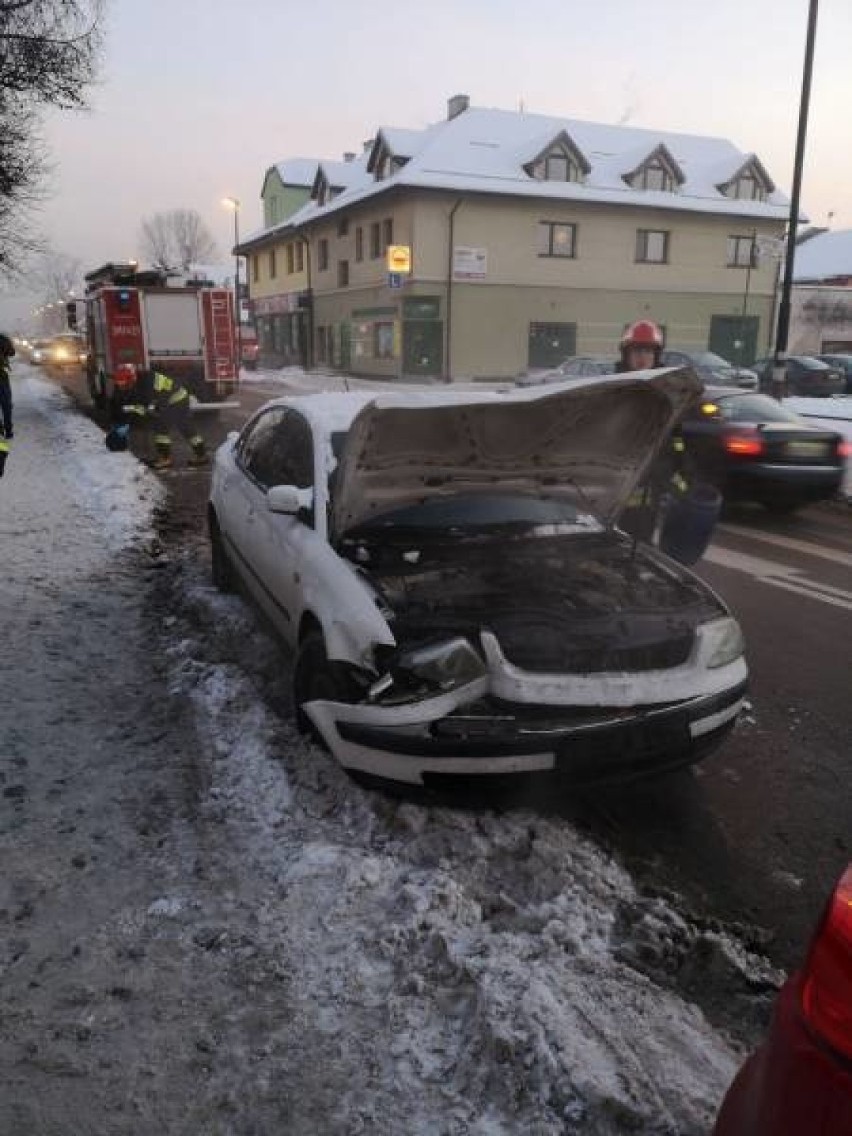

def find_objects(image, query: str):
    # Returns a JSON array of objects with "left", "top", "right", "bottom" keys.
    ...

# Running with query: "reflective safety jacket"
[
  {"left": 122, "top": 370, "right": 190, "bottom": 418},
  {"left": 0, "top": 436, "right": 10, "bottom": 477},
  {"left": 625, "top": 433, "right": 691, "bottom": 510}
]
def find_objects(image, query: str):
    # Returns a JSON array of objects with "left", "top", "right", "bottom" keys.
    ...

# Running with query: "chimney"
[
  {"left": 343, "top": 151, "right": 356, "bottom": 163},
  {"left": 447, "top": 94, "right": 470, "bottom": 121}
]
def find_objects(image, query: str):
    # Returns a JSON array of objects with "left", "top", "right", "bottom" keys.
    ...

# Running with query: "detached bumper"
[{"left": 306, "top": 678, "right": 747, "bottom": 788}]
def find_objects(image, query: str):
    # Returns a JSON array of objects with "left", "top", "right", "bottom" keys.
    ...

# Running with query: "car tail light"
[
  {"left": 839, "top": 441, "right": 852, "bottom": 459},
  {"left": 801, "top": 866, "right": 852, "bottom": 1059},
  {"left": 724, "top": 432, "right": 764, "bottom": 457}
]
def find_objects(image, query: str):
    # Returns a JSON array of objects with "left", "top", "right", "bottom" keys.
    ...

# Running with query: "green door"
[
  {"left": 709, "top": 315, "right": 760, "bottom": 367},
  {"left": 339, "top": 321, "right": 352, "bottom": 370},
  {"left": 403, "top": 320, "right": 443, "bottom": 376},
  {"left": 528, "top": 322, "right": 577, "bottom": 369}
]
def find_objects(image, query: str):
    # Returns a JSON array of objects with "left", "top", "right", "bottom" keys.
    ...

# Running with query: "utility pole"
[{"left": 773, "top": 0, "right": 819, "bottom": 400}]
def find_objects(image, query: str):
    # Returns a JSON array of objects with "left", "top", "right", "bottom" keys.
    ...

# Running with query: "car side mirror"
[{"left": 267, "top": 485, "right": 313, "bottom": 515}]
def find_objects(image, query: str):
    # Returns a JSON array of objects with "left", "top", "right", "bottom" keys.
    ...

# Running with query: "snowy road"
[{"left": 1, "top": 369, "right": 781, "bottom": 1135}]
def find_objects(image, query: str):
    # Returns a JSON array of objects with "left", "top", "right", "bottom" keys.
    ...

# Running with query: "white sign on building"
[{"left": 453, "top": 246, "right": 487, "bottom": 280}]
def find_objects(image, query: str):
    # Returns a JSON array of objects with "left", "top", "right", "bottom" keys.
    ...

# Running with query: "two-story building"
[{"left": 238, "top": 96, "right": 791, "bottom": 380}]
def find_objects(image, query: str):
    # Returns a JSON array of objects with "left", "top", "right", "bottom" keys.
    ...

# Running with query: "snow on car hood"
[{"left": 331, "top": 367, "right": 702, "bottom": 535}]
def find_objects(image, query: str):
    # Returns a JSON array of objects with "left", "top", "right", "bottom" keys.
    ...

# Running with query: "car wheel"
[
  {"left": 293, "top": 631, "right": 360, "bottom": 740},
  {"left": 209, "top": 515, "right": 235, "bottom": 592}
]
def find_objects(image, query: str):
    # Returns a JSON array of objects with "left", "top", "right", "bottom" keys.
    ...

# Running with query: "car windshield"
[
  {"left": 348, "top": 492, "right": 600, "bottom": 536},
  {"left": 715, "top": 393, "right": 805, "bottom": 424}
]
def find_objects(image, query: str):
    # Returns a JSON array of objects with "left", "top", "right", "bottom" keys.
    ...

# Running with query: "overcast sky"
[{"left": 2, "top": 0, "right": 849, "bottom": 327}]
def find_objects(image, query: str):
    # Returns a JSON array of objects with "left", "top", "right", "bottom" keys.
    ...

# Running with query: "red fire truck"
[{"left": 85, "top": 262, "right": 238, "bottom": 406}]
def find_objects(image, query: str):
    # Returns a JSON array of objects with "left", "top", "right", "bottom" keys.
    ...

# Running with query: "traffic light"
[{"left": 66, "top": 300, "right": 78, "bottom": 330}]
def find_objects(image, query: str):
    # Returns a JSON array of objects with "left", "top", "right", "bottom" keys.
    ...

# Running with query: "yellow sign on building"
[{"left": 386, "top": 245, "right": 412, "bottom": 274}]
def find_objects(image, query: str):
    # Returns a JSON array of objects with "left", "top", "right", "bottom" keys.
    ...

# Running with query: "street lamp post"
[
  {"left": 772, "top": 0, "right": 819, "bottom": 400},
  {"left": 222, "top": 197, "right": 242, "bottom": 382}
]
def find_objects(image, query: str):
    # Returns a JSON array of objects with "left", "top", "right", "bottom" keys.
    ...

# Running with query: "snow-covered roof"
[
  {"left": 241, "top": 105, "right": 790, "bottom": 251},
  {"left": 793, "top": 229, "right": 852, "bottom": 282},
  {"left": 312, "top": 155, "right": 371, "bottom": 195},
  {"left": 291, "top": 106, "right": 790, "bottom": 228},
  {"left": 271, "top": 158, "right": 319, "bottom": 188}
]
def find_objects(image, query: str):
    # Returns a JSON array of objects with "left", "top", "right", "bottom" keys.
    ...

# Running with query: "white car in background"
[{"left": 208, "top": 371, "right": 747, "bottom": 790}]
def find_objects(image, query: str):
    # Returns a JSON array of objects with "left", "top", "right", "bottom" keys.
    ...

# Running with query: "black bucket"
[{"left": 658, "top": 483, "right": 722, "bottom": 566}]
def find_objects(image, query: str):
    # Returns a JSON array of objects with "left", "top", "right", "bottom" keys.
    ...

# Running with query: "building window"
[
  {"left": 370, "top": 222, "right": 381, "bottom": 259},
  {"left": 635, "top": 229, "right": 669, "bottom": 264},
  {"left": 252, "top": 256, "right": 259, "bottom": 283},
  {"left": 269, "top": 249, "right": 277, "bottom": 278},
  {"left": 383, "top": 218, "right": 394, "bottom": 251},
  {"left": 318, "top": 238, "right": 329, "bottom": 271},
  {"left": 375, "top": 152, "right": 394, "bottom": 181},
  {"left": 337, "top": 216, "right": 349, "bottom": 237},
  {"left": 374, "top": 321, "right": 394, "bottom": 358},
  {"left": 286, "top": 244, "right": 295, "bottom": 275},
  {"left": 732, "top": 173, "right": 766, "bottom": 202},
  {"left": 728, "top": 235, "right": 757, "bottom": 268},
  {"left": 338, "top": 260, "right": 349, "bottom": 287},
  {"left": 537, "top": 221, "right": 577, "bottom": 258},
  {"left": 637, "top": 161, "right": 673, "bottom": 192},
  {"left": 355, "top": 226, "right": 363, "bottom": 262},
  {"left": 295, "top": 242, "right": 304, "bottom": 272}
]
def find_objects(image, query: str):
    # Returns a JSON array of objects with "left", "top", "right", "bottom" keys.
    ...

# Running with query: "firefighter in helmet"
[
  {"left": 616, "top": 319, "right": 719, "bottom": 562},
  {"left": 119, "top": 366, "right": 208, "bottom": 470},
  {"left": 616, "top": 318, "right": 664, "bottom": 373}
]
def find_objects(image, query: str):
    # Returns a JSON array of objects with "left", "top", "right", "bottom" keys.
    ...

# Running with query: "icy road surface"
[{"left": 1, "top": 371, "right": 782, "bottom": 1135}]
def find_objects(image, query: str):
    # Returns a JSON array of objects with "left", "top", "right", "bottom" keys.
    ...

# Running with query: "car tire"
[
  {"left": 293, "top": 631, "right": 360, "bottom": 741},
  {"left": 209, "top": 515, "right": 235, "bottom": 592}
]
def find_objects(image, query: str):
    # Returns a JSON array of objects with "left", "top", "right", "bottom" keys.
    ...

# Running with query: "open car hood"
[{"left": 331, "top": 367, "right": 702, "bottom": 536}]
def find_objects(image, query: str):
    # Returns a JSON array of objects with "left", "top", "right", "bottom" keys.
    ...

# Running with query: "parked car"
[
  {"left": 660, "top": 349, "right": 759, "bottom": 390},
  {"left": 816, "top": 353, "right": 852, "bottom": 395},
  {"left": 680, "top": 387, "right": 848, "bottom": 512},
  {"left": 516, "top": 357, "right": 616, "bottom": 387},
  {"left": 209, "top": 371, "right": 748, "bottom": 790},
  {"left": 714, "top": 864, "right": 852, "bottom": 1135},
  {"left": 750, "top": 355, "right": 845, "bottom": 398}
]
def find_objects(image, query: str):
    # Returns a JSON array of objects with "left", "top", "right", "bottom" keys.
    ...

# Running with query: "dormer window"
[
  {"left": 525, "top": 132, "right": 589, "bottom": 184},
  {"left": 624, "top": 145, "right": 683, "bottom": 193},
  {"left": 718, "top": 157, "right": 774, "bottom": 203},
  {"left": 374, "top": 151, "right": 407, "bottom": 181},
  {"left": 638, "top": 160, "right": 673, "bottom": 192},
  {"left": 731, "top": 172, "right": 766, "bottom": 202}
]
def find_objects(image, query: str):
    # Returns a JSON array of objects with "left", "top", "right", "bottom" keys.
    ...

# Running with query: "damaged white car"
[{"left": 208, "top": 369, "right": 747, "bottom": 789}]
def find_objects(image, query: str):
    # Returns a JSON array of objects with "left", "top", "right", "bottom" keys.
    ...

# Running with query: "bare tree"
[
  {"left": 139, "top": 209, "right": 219, "bottom": 271},
  {"left": 0, "top": 1, "right": 105, "bottom": 276},
  {"left": 36, "top": 248, "right": 84, "bottom": 302}
]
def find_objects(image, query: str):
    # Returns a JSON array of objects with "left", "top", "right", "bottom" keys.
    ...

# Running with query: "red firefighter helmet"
[
  {"left": 113, "top": 363, "right": 137, "bottom": 390},
  {"left": 620, "top": 319, "right": 664, "bottom": 350}
]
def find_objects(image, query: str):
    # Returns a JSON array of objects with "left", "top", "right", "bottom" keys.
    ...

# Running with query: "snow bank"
[{"left": 159, "top": 566, "right": 784, "bottom": 1135}]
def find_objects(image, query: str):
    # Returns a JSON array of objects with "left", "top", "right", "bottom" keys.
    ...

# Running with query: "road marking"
[
  {"left": 704, "top": 545, "right": 852, "bottom": 611},
  {"left": 718, "top": 523, "right": 852, "bottom": 569}
]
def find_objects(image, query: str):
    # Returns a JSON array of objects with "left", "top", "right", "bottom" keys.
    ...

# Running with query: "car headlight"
[
  {"left": 369, "top": 637, "right": 487, "bottom": 701},
  {"left": 701, "top": 617, "right": 745, "bottom": 669}
]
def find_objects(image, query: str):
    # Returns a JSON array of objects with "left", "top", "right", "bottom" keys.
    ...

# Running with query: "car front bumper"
[{"left": 306, "top": 668, "right": 747, "bottom": 787}]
